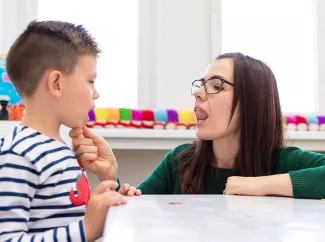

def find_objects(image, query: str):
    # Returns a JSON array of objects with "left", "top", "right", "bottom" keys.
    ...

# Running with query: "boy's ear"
[{"left": 47, "top": 70, "right": 63, "bottom": 98}]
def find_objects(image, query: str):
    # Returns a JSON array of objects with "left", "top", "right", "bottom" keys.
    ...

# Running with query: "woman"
[{"left": 71, "top": 52, "right": 325, "bottom": 199}]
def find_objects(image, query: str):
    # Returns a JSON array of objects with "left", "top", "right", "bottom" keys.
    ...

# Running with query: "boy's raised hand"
[
  {"left": 70, "top": 125, "right": 117, "bottom": 181},
  {"left": 84, "top": 180, "right": 126, "bottom": 242}
]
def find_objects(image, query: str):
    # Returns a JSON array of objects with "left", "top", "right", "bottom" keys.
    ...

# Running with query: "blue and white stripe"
[{"left": 0, "top": 126, "right": 87, "bottom": 242}]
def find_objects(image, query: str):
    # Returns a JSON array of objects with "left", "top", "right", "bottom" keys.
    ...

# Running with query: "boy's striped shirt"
[{"left": 0, "top": 126, "right": 90, "bottom": 242}]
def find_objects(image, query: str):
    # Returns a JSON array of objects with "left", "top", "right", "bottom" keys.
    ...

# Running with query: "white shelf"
[
  {"left": 284, "top": 131, "right": 325, "bottom": 152},
  {"left": 92, "top": 128, "right": 325, "bottom": 151},
  {"left": 92, "top": 129, "right": 196, "bottom": 150},
  {"left": 1, "top": 121, "right": 325, "bottom": 151},
  {"left": 92, "top": 129, "right": 196, "bottom": 139}
]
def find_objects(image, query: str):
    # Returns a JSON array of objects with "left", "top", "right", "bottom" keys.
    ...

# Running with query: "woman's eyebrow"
[{"left": 206, "top": 75, "right": 226, "bottom": 81}]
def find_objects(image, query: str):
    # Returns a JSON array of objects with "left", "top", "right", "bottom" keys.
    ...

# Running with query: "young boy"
[{"left": 0, "top": 20, "right": 126, "bottom": 242}]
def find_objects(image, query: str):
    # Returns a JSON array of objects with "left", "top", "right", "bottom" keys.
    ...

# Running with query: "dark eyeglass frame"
[{"left": 191, "top": 75, "right": 235, "bottom": 95}]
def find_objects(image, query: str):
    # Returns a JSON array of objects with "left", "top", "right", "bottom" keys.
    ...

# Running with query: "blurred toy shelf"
[
  {"left": 1, "top": 121, "right": 325, "bottom": 151},
  {"left": 91, "top": 128, "right": 325, "bottom": 151}
]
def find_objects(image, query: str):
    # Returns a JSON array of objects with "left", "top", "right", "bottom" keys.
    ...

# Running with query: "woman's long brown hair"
[{"left": 178, "top": 53, "right": 284, "bottom": 194}]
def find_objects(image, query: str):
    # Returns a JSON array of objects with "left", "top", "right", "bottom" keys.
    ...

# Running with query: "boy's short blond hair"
[{"left": 6, "top": 20, "right": 101, "bottom": 97}]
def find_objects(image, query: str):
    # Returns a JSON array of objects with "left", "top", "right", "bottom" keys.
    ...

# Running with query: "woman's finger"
[{"left": 75, "top": 145, "right": 98, "bottom": 158}]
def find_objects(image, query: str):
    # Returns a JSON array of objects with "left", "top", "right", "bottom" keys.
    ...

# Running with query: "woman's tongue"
[{"left": 195, "top": 110, "right": 209, "bottom": 121}]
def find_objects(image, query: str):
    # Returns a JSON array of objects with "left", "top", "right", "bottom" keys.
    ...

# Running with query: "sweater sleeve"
[
  {"left": 277, "top": 146, "right": 325, "bottom": 199},
  {"left": 137, "top": 152, "right": 172, "bottom": 194},
  {"left": 137, "top": 143, "right": 191, "bottom": 194},
  {"left": 0, "top": 153, "right": 86, "bottom": 242},
  {"left": 116, "top": 177, "right": 121, "bottom": 191}
]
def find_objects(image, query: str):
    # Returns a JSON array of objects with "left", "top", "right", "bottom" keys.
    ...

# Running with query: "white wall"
[
  {"left": 155, "top": 0, "right": 211, "bottom": 109},
  {"left": 0, "top": 0, "right": 38, "bottom": 53},
  {"left": 138, "top": 0, "right": 214, "bottom": 110},
  {"left": 138, "top": 0, "right": 325, "bottom": 113},
  {"left": 1, "top": 0, "right": 323, "bottom": 112},
  {"left": 0, "top": 0, "right": 2, "bottom": 53},
  {"left": 316, "top": 0, "right": 325, "bottom": 113}
]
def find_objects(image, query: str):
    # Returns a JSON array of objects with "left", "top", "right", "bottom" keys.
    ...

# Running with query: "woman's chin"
[
  {"left": 196, "top": 128, "right": 212, "bottom": 140},
  {"left": 196, "top": 127, "right": 229, "bottom": 140}
]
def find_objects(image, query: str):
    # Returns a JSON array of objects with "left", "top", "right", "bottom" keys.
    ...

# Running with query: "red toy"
[
  {"left": 141, "top": 110, "right": 154, "bottom": 129},
  {"left": 295, "top": 115, "right": 308, "bottom": 131}
]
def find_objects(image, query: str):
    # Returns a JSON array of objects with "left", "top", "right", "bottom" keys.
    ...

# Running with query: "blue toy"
[{"left": 0, "top": 55, "right": 22, "bottom": 105}]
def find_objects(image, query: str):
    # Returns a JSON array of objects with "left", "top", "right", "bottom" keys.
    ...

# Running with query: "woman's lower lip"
[{"left": 196, "top": 120, "right": 205, "bottom": 126}]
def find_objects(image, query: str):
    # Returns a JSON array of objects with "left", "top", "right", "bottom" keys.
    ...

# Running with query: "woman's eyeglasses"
[{"left": 191, "top": 75, "right": 234, "bottom": 95}]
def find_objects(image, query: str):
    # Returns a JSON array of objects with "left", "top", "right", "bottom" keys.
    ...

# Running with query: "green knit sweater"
[{"left": 137, "top": 143, "right": 325, "bottom": 199}]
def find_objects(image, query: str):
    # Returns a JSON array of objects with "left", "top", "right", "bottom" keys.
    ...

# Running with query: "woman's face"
[{"left": 193, "top": 58, "right": 240, "bottom": 140}]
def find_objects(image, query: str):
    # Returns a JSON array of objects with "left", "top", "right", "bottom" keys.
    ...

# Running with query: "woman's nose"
[{"left": 193, "top": 86, "right": 206, "bottom": 101}]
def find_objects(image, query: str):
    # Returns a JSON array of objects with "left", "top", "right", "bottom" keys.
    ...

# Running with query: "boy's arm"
[{"left": 0, "top": 153, "right": 86, "bottom": 242}]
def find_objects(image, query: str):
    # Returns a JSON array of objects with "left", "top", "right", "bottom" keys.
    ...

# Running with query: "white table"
[{"left": 103, "top": 195, "right": 325, "bottom": 242}]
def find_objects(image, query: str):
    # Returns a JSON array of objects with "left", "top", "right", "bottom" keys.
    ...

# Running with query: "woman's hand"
[
  {"left": 70, "top": 125, "right": 118, "bottom": 182},
  {"left": 224, "top": 174, "right": 293, "bottom": 197}
]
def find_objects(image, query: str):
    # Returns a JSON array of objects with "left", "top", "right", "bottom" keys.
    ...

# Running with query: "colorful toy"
[
  {"left": 93, "top": 108, "right": 108, "bottom": 128},
  {"left": 0, "top": 95, "right": 9, "bottom": 120},
  {"left": 85, "top": 109, "right": 96, "bottom": 128},
  {"left": 79, "top": 108, "right": 325, "bottom": 132},
  {"left": 0, "top": 54, "right": 23, "bottom": 105},
  {"left": 7, "top": 105, "right": 16, "bottom": 120},
  {"left": 153, "top": 110, "right": 167, "bottom": 129},
  {"left": 188, "top": 111, "right": 196, "bottom": 130},
  {"left": 106, "top": 108, "right": 120, "bottom": 128},
  {"left": 141, "top": 110, "right": 154, "bottom": 129},
  {"left": 282, "top": 116, "right": 287, "bottom": 131},
  {"left": 7, "top": 104, "right": 24, "bottom": 121},
  {"left": 116, "top": 108, "right": 131, "bottom": 128},
  {"left": 176, "top": 110, "right": 193, "bottom": 129},
  {"left": 317, "top": 115, "right": 325, "bottom": 131},
  {"left": 295, "top": 115, "right": 308, "bottom": 131},
  {"left": 165, "top": 109, "right": 178, "bottom": 129},
  {"left": 130, "top": 109, "right": 142, "bottom": 128},
  {"left": 305, "top": 115, "right": 319, "bottom": 131},
  {"left": 16, "top": 105, "right": 24, "bottom": 121},
  {"left": 285, "top": 115, "right": 297, "bottom": 131}
]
